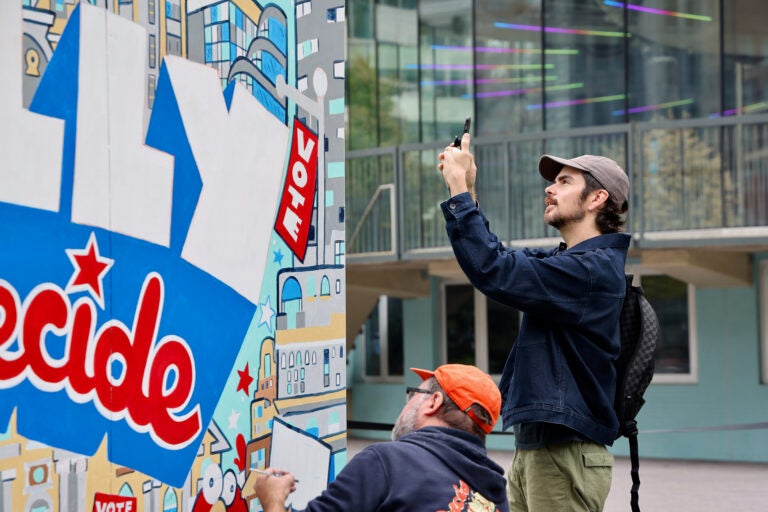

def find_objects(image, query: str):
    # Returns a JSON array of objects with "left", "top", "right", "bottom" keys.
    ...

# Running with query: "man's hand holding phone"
[
  {"left": 452, "top": 117, "right": 472, "bottom": 149},
  {"left": 439, "top": 117, "right": 476, "bottom": 201}
]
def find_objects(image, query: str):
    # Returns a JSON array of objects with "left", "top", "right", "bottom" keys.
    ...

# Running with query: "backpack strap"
[{"left": 627, "top": 419, "right": 641, "bottom": 512}]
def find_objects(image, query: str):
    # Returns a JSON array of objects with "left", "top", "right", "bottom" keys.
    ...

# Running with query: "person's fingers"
[{"left": 461, "top": 132, "right": 471, "bottom": 151}]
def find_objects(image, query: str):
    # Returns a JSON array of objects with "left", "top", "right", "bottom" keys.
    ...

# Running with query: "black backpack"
[{"left": 614, "top": 274, "right": 660, "bottom": 512}]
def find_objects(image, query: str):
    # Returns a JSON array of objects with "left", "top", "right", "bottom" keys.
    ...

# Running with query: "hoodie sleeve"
[{"left": 301, "top": 447, "right": 388, "bottom": 511}]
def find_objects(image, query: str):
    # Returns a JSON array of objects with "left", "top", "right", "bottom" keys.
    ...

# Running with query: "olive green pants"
[{"left": 507, "top": 441, "right": 613, "bottom": 512}]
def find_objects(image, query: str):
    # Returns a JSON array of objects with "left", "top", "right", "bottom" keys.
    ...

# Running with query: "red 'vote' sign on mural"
[
  {"left": 275, "top": 118, "right": 318, "bottom": 262},
  {"left": 92, "top": 493, "right": 137, "bottom": 512}
]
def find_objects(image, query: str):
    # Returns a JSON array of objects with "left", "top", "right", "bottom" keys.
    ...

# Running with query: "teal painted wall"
[{"left": 405, "top": 284, "right": 442, "bottom": 382}]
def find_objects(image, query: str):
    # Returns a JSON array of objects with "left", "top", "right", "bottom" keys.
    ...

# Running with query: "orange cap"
[{"left": 410, "top": 364, "right": 501, "bottom": 434}]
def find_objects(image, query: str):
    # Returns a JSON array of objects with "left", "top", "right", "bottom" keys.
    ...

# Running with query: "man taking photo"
[{"left": 438, "top": 132, "right": 631, "bottom": 512}]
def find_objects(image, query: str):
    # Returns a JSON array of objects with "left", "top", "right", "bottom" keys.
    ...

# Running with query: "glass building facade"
[
  {"left": 347, "top": 0, "right": 767, "bottom": 149},
  {"left": 343, "top": 0, "right": 768, "bottom": 466},
  {"left": 346, "top": 0, "right": 768, "bottom": 399}
]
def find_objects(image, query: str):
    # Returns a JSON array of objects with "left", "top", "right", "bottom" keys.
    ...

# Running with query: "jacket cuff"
[{"left": 440, "top": 192, "right": 476, "bottom": 219}]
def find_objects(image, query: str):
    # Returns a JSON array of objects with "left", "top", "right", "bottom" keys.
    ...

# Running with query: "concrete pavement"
[
  {"left": 602, "top": 456, "right": 768, "bottom": 511},
  {"left": 347, "top": 437, "right": 768, "bottom": 511}
]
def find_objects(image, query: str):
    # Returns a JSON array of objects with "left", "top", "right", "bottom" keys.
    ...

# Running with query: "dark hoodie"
[{"left": 298, "top": 426, "right": 509, "bottom": 512}]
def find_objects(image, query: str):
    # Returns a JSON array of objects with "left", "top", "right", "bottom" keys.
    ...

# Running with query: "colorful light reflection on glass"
[
  {"left": 421, "top": 75, "right": 557, "bottom": 87},
  {"left": 612, "top": 98, "right": 694, "bottom": 116},
  {"left": 494, "top": 22, "right": 626, "bottom": 38},
  {"left": 466, "top": 82, "right": 583, "bottom": 99},
  {"left": 527, "top": 94, "right": 625, "bottom": 110},
  {"left": 430, "top": 44, "right": 578, "bottom": 55},
  {"left": 603, "top": 1, "right": 712, "bottom": 22},
  {"left": 715, "top": 102, "right": 768, "bottom": 117},
  {"left": 407, "top": 63, "right": 553, "bottom": 71}
]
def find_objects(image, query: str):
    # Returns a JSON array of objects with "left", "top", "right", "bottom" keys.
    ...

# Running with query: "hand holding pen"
[
  {"left": 252, "top": 468, "right": 299, "bottom": 484},
  {"left": 248, "top": 468, "right": 297, "bottom": 512}
]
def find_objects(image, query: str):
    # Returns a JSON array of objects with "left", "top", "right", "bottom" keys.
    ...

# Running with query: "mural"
[{"left": 0, "top": 0, "right": 346, "bottom": 510}]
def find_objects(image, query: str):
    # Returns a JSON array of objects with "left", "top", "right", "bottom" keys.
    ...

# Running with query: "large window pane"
[
  {"left": 474, "top": 1, "right": 543, "bottom": 136},
  {"left": 347, "top": 40, "right": 380, "bottom": 150},
  {"left": 640, "top": 124, "right": 729, "bottom": 231},
  {"left": 347, "top": 1, "right": 418, "bottom": 149},
  {"left": 445, "top": 284, "right": 476, "bottom": 365},
  {"left": 386, "top": 297, "right": 404, "bottom": 376},
  {"left": 349, "top": 0, "right": 374, "bottom": 39},
  {"left": 643, "top": 275, "right": 691, "bottom": 374},
  {"left": 628, "top": 0, "right": 720, "bottom": 120},
  {"left": 724, "top": 0, "right": 768, "bottom": 116},
  {"left": 363, "top": 302, "right": 381, "bottom": 376},
  {"left": 362, "top": 295, "right": 404, "bottom": 377},
  {"left": 487, "top": 297, "right": 519, "bottom": 374},
  {"left": 543, "top": 0, "right": 626, "bottom": 129},
  {"left": 419, "top": 0, "right": 473, "bottom": 143},
  {"left": 377, "top": 3, "right": 419, "bottom": 145}
]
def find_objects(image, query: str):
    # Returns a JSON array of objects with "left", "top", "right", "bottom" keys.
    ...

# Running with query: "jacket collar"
[{"left": 557, "top": 232, "right": 631, "bottom": 253}]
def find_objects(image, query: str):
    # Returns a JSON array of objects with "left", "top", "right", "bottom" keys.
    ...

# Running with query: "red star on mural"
[
  {"left": 236, "top": 362, "right": 254, "bottom": 397},
  {"left": 65, "top": 232, "right": 114, "bottom": 309}
]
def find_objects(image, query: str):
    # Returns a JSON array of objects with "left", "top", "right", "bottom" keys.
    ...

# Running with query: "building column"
[
  {"left": 0, "top": 468, "right": 16, "bottom": 512},
  {"left": 54, "top": 454, "right": 87, "bottom": 512}
]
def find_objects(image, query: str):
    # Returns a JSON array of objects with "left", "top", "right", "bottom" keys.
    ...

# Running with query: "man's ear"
[
  {"left": 589, "top": 189, "right": 609, "bottom": 211},
  {"left": 421, "top": 392, "right": 445, "bottom": 417}
]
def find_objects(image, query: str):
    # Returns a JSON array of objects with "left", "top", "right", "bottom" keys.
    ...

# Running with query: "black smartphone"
[{"left": 452, "top": 116, "right": 472, "bottom": 148}]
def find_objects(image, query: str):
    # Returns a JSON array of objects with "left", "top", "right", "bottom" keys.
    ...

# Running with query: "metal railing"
[
  {"left": 347, "top": 114, "right": 768, "bottom": 261},
  {"left": 347, "top": 183, "right": 396, "bottom": 257}
]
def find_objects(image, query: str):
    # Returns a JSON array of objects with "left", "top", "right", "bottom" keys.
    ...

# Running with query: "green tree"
[{"left": 642, "top": 112, "right": 735, "bottom": 230}]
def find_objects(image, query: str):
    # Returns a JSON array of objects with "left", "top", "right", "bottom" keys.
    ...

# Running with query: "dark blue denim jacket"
[{"left": 441, "top": 192, "right": 630, "bottom": 445}]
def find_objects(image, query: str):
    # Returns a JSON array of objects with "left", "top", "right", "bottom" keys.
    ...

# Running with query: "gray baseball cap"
[{"left": 538, "top": 154, "right": 629, "bottom": 205}]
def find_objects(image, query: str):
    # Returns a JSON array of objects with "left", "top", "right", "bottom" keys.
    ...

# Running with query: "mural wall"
[{"left": 0, "top": 0, "right": 346, "bottom": 510}]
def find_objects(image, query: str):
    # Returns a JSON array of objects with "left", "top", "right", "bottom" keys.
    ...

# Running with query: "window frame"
[
  {"left": 361, "top": 295, "right": 403, "bottom": 383},
  {"left": 440, "top": 279, "right": 495, "bottom": 376},
  {"left": 440, "top": 280, "right": 474, "bottom": 369},
  {"left": 760, "top": 260, "right": 768, "bottom": 384},
  {"left": 441, "top": 271, "right": 698, "bottom": 383},
  {"left": 627, "top": 267, "right": 699, "bottom": 385}
]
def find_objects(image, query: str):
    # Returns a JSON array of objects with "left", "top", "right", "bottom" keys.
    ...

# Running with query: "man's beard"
[
  {"left": 391, "top": 404, "right": 419, "bottom": 440},
  {"left": 546, "top": 203, "right": 586, "bottom": 230}
]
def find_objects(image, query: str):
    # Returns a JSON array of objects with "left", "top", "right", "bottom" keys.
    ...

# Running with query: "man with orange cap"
[{"left": 251, "top": 364, "right": 509, "bottom": 512}]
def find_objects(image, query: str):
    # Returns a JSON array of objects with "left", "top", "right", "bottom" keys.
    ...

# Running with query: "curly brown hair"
[{"left": 581, "top": 172, "right": 628, "bottom": 234}]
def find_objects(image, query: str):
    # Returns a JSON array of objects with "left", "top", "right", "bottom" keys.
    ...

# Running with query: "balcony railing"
[{"left": 347, "top": 114, "right": 768, "bottom": 261}]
